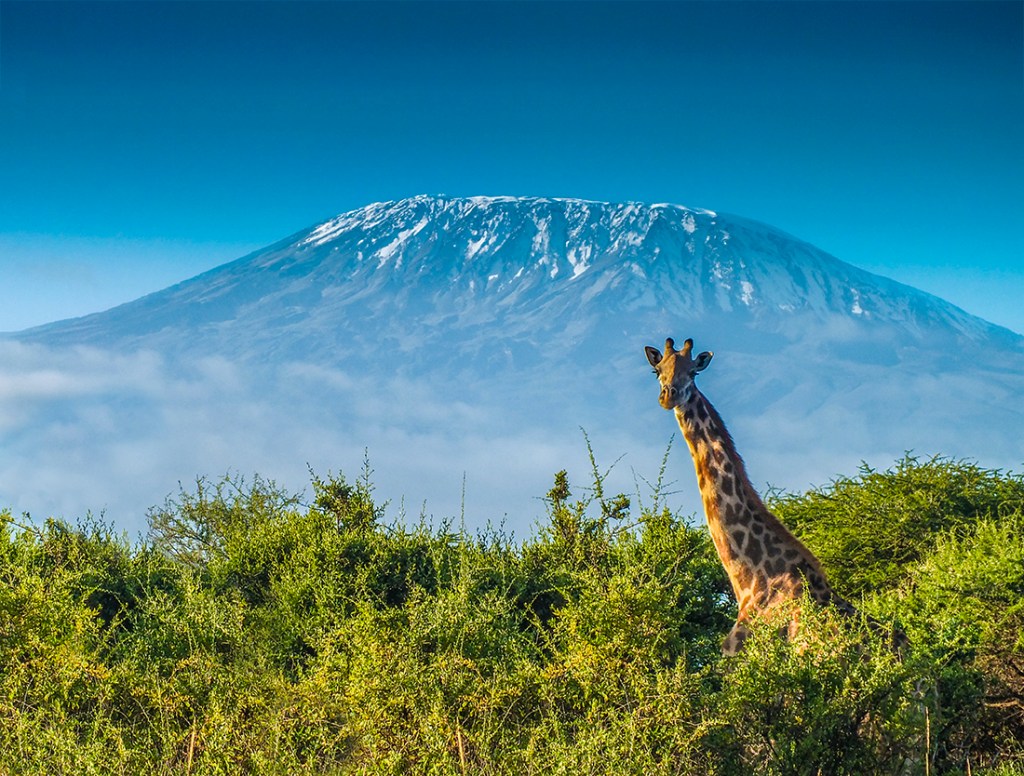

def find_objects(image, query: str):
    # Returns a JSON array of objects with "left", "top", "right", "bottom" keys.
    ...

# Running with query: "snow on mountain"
[
  {"left": 4, "top": 195, "right": 1023, "bottom": 534},
  {"left": 20, "top": 195, "right": 1019, "bottom": 358}
]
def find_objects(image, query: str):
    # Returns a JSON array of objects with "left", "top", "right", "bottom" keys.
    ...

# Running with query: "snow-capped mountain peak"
[
  {"left": 19, "top": 195, "right": 1017, "bottom": 359},
  {"left": 5, "top": 195, "right": 1022, "bottom": 533}
]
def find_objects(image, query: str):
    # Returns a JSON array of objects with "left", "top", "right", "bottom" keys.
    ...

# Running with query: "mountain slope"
[
  {"left": 4, "top": 195, "right": 1023, "bottom": 533},
  {"left": 19, "top": 195, "right": 1020, "bottom": 360}
]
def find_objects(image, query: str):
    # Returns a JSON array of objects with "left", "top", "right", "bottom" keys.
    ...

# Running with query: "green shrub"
[
  {"left": 1, "top": 455, "right": 1023, "bottom": 773},
  {"left": 770, "top": 454, "right": 1024, "bottom": 595},
  {"left": 706, "top": 599, "right": 930, "bottom": 776}
]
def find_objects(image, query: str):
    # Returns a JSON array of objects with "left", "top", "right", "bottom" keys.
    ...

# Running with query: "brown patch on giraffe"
[
  {"left": 730, "top": 527, "right": 748, "bottom": 552},
  {"left": 746, "top": 539, "right": 763, "bottom": 566},
  {"left": 734, "top": 564, "right": 754, "bottom": 592},
  {"left": 794, "top": 559, "right": 817, "bottom": 579},
  {"left": 807, "top": 571, "right": 829, "bottom": 596}
]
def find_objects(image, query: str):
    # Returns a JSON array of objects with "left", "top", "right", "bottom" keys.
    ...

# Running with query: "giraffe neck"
[
  {"left": 674, "top": 388, "right": 787, "bottom": 599},
  {"left": 673, "top": 387, "right": 835, "bottom": 613},
  {"left": 673, "top": 387, "right": 763, "bottom": 531}
]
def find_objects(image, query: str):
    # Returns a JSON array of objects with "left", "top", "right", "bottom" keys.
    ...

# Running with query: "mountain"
[
  {"left": 19, "top": 195, "right": 1021, "bottom": 359},
  {"left": 4, "top": 195, "right": 1023, "bottom": 533}
]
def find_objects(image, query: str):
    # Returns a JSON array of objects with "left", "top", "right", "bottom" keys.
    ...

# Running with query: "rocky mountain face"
[{"left": 5, "top": 196, "right": 1023, "bottom": 532}]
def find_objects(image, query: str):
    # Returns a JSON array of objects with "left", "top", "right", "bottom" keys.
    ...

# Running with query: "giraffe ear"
[
  {"left": 693, "top": 351, "right": 713, "bottom": 372},
  {"left": 644, "top": 346, "right": 663, "bottom": 369}
]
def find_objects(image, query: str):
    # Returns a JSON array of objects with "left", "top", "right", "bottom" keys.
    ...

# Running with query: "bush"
[
  {"left": 1, "top": 455, "right": 1022, "bottom": 773},
  {"left": 769, "top": 454, "right": 1024, "bottom": 596}
]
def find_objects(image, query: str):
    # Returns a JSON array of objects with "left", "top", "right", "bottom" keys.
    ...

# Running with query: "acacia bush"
[
  {"left": 769, "top": 454, "right": 1024, "bottom": 596},
  {"left": 770, "top": 455, "right": 1024, "bottom": 772},
  {"left": 0, "top": 454, "right": 1021, "bottom": 774}
]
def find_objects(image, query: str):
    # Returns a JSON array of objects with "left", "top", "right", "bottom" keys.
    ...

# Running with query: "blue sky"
[{"left": 2, "top": 0, "right": 1022, "bottom": 333}]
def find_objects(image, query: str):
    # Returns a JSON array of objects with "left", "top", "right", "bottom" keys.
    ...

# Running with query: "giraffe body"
[{"left": 645, "top": 337, "right": 861, "bottom": 655}]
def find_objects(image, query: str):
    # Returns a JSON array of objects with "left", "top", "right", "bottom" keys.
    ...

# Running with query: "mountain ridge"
[{"left": 14, "top": 195, "right": 1021, "bottom": 357}]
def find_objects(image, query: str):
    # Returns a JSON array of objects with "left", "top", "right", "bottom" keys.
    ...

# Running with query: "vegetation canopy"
[{"left": 1, "top": 453, "right": 1021, "bottom": 774}]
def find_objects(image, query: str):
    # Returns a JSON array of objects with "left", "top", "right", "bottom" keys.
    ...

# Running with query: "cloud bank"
[{"left": 3, "top": 339, "right": 1022, "bottom": 539}]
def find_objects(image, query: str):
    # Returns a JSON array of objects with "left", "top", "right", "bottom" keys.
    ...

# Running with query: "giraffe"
[{"left": 644, "top": 336, "right": 871, "bottom": 656}]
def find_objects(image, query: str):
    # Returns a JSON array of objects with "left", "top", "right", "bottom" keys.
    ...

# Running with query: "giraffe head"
[{"left": 644, "top": 337, "right": 714, "bottom": 410}]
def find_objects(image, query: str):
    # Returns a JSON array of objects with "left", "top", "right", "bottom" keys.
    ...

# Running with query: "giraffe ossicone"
[{"left": 645, "top": 336, "right": 901, "bottom": 655}]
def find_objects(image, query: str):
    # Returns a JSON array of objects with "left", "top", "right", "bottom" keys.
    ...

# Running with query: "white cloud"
[{"left": 2, "top": 339, "right": 1022, "bottom": 539}]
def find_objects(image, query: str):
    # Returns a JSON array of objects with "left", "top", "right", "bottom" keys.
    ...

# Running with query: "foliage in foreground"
[{"left": 0, "top": 454, "right": 1022, "bottom": 774}]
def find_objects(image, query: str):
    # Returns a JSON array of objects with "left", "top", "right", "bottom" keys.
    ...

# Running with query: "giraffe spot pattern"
[
  {"left": 730, "top": 528, "right": 747, "bottom": 552},
  {"left": 795, "top": 559, "right": 816, "bottom": 578},
  {"left": 746, "top": 539, "right": 763, "bottom": 566},
  {"left": 735, "top": 565, "right": 753, "bottom": 590}
]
